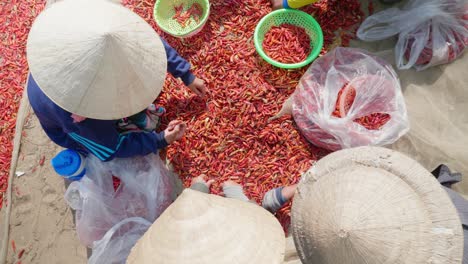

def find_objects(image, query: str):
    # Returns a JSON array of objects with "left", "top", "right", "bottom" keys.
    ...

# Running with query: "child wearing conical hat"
[
  {"left": 26, "top": 0, "right": 206, "bottom": 161},
  {"left": 291, "top": 146, "right": 466, "bottom": 264},
  {"left": 127, "top": 175, "right": 287, "bottom": 264}
]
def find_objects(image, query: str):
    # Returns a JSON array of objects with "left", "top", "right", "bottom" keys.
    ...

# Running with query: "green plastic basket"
[
  {"left": 154, "top": 0, "right": 210, "bottom": 38},
  {"left": 254, "top": 9, "right": 324, "bottom": 69}
]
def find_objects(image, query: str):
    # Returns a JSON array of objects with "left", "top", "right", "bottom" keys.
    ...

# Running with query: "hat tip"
[
  {"left": 337, "top": 229, "right": 349, "bottom": 239},
  {"left": 169, "top": 189, "right": 212, "bottom": 220}
]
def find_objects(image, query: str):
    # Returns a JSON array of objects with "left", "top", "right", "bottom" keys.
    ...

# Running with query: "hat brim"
[
  {"left": 127, "top": 189, "right": 285, "bottom": 264},
  {"left": 292, "top": 146, "right": 463, "bottom": 264},
  {"left": 27, "top": 0, "right": 167, "bottom": 120}
]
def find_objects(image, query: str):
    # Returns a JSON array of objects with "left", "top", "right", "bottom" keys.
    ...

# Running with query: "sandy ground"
[
  {"left": 1, "top": 1, "right": 467, "bottom": 263},
  {"left": 2, "top": 107, "right": 87, "bottom": 264}
]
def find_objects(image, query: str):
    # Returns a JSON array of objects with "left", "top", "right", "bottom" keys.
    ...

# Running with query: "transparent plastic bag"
[
  {"left": 88, "top": 217, "right": 151, "bottom": 264},
  {"left": 65, "top": 153, "right": 173, "bottom": 247},
  {"left": 292, "top": 47, "right": 409, "bottom": 151},
  {"left": 357, "top": 0, "right": 468, "bottom": 70}
]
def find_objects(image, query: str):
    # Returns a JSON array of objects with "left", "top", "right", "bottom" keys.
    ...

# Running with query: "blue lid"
[{"left": 51, "top": 149, "right": 83, "bottom": 176}]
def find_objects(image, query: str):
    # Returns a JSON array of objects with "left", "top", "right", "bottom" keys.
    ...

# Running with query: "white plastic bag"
[
  {"left": 65, "top": 153, "right": 173, "bottom": 247},
  {"left": 292, "top": 47, "right": 409, "bottom": 151},
  {"left": 88, "top": 217, "right": 151, "bottom": 264},
  {"left": 357, "top": 0, "right": 468, "bottom": 70}
]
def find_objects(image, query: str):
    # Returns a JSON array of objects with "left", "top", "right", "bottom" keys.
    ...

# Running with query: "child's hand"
[
  {"left": 187, "top": 77, "right": 207, "bottom": 97},
  {"left": 164, "top": 120, "right": 187, "bottom": 144}
]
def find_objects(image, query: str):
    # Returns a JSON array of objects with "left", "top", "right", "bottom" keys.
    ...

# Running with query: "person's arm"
[
  {"left": 36, "top": 113, "right": 83, "bottom": 150},
  {"left": 111, "top": 131, "right": 168, "bottom": 159},
  {"left": 66, "top": 119, "right": 168, "bottom": 161},
  {"left": 69, "top": 119, "right": 187, "bottom": 161},
  {"left": 27, "top": 74, "right": 172, "bottom": 160},
  {"left": 161, "top": 38, "right": 195, "bottom": 86},
  {"left": 161, "top": 38, "right": 207, "bottom": 97},
  {"left": 27, "top": 76, "right": 83, "bottom": 150}
]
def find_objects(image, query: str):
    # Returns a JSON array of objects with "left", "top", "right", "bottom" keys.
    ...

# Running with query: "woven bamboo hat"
[
  {"left": 292, "top": 146, "right": 463, "bottom": 264},
  {"left": 26, "top": 0, "right": 167, "bottom": 120},
  {"left": 127, "top": 189, "right": 285, "bottom": 264}
]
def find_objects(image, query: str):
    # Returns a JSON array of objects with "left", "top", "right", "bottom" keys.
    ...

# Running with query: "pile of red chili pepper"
[
  {"left": 332, "top": 83, "right": 391, "bottom": 130},
  {"left": 0, "top": 0, "right": 369, "bottom": 233},
  {"left": 262, "top": 24, "right": 311, "bottom": 64},
  {"left": 122, "top": 0, "right": 369, "bottom": 231},
  {"left": 173, "top": 3, "right": 203, "bottom": 28},
  {"left": 0, "top": 0, "right": 46, "bottom": 209}
]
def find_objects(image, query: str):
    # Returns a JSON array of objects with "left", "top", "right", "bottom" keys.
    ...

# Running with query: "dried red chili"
[
  {"left": 404, "top": 25, "right": 467, "bottom": 67},
  {"left": 11, "top": 240, "right": 16, "bottom": 253},
  {"left": 173, "top": 3, "right": 203, "bottom": 28},
  {"left": 188, "top": 3, "right": 203, "bottom": 23},
  {"left": 39, "top": 156, "right": 45, "bottom": 166},
  {"left": 112, "top": 176, "right": 121, "bottom": 192},
  {"left": 332, "top": 83, "right": 391, "bottom": 130},
  {"left": 0, "top": 0, "right": 46, "bottom": 210},
  {"left": 122, "top": 0, "right": 366, "bottom": 232},
  {"left": 262, "top": 24, "right": 311, "bottom": 64},
  {"left": 368, "top": 0, "right": 374, "bottom": 15},
  {"left": 17, "top": 249, "right": 25, "bottom": 259},
  {"left": 401, "top": 3, "right": 468, "bottom": 68}
]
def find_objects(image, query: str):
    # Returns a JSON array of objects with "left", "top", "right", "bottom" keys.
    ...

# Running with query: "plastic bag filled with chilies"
[
  {"left": 357, "top": 0, "right": 468, "bottom": 71},
  {"left": 292, "top": 47, "right": 409, "bottom": 151},
  {"left": 88, "top": 217, "right": 151, "bottom": 264},
  {"left": 64, "top": 153, "right": 173, "bottom": 247}
]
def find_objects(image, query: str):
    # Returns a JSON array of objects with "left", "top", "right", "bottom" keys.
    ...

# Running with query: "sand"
[{"left": 1, "top": 104, "right": 87, "bottom": 263}]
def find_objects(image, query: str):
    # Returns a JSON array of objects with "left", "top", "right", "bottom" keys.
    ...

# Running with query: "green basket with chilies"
[
  {"left": 154, "top": 0, "right": 210, "bottom": 38},
  {"left": 254, "top": 9, "right": 324, "bottom": 69}
]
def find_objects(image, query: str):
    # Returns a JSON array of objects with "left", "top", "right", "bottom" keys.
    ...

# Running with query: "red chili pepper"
[
  {"left": 11, "top": 240, "right": 16, "bottom": 253},
  {"left": 112, "top": 176, "right": 121, "bottom": 192},
  {"left": 368, "top": 0, "right": 374, "bottom": 15},
  {"left": 0, "top": 0, "right": 369, "bottom": 234},
  {"left": 0, "top": 0, "right": 46, "bottom": 211},
  {"left": 404, "top": 24, "right": 467, "bottom": 67},
  {"left": 172, "top": 3, "right": 203, "bottom": 28},
  {"left": 39, "top": 155, "right": 45, "bottom": 166},
  {"left": 17, "top": 248, "right": 25, "bottom": 259},
  {"left": 262, "top": 24, "right": 311, "bottom": 64},
  {"left": 333, "top": 83, "right": 391, "bottom": 130}
]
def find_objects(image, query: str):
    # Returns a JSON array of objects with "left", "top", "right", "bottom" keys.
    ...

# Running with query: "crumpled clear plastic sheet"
[
  {"left": 64, "top": 153, "right": 173, "bottom": 247},
  {"left": 88, "top": 217, "right": 151, "bottom": 264}
]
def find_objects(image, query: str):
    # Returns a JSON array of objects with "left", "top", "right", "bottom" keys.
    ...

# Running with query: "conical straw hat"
[
  {"left": 292, "top": 146, "right": 463, "bottom": 264},
  {"left": 26, "top": 0, "right": 167, "bottom": 120},
  {"left": 127, "top": 189, "right": 285, "bottom": 264}
]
